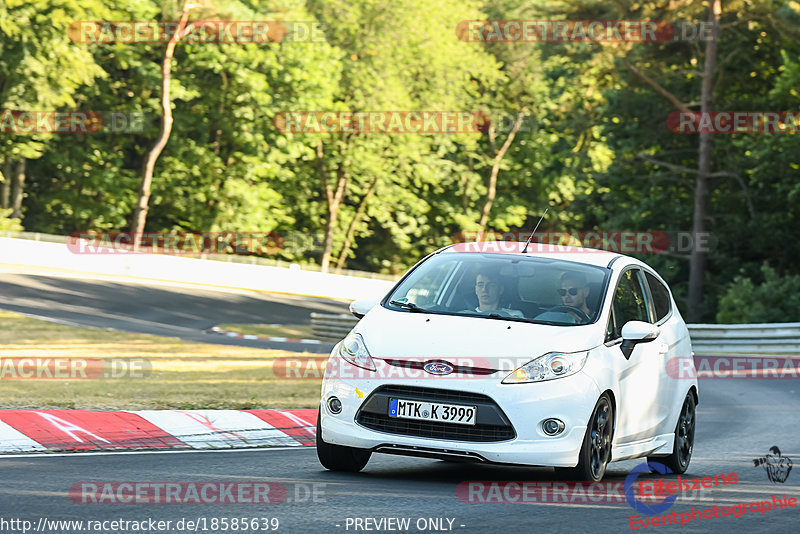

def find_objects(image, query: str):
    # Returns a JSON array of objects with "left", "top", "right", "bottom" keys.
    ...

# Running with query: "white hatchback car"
[{"left": 317, "top": 242, "right": 698, "bottom": 481}]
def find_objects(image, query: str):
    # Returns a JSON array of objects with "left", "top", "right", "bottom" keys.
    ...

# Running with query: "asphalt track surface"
[
  {"left": 1, "top": 379, "right": 798, "bottom": 533},
  {"left": 1, "top": 268, "right": 799, "bottom": 532},
  {"left": 0, "top": 269, "right": 349, "bottom": 353}
]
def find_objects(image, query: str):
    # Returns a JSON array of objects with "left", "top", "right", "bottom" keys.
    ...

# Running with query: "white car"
[{"left": 316, "top": 241, "right": 698, "bottom": 481}]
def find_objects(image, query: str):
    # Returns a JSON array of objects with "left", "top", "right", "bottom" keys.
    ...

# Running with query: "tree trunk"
[
  {"left": 335, "top": 175, "right": 379, "bottom": 271},
  {"left": 10, "top": 158, "right": 26, "bottom": 219},
  {"left": 130, "top": 1, "right": 194, "bottom": 249},
  {"left": 477, "top": 110, "right": 526, "bottom": 238},
  {"left": 1, "top": 158, "right": 11, "bottom": 210},
  {"left": 317, "top": 141, "right": 348, "bottom": 272},
  {"left": 687, "top": 0, "right": 721, "bottom": 322}
]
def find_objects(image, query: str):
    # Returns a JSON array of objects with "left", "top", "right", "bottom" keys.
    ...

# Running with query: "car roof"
[{"left": 442, "top": 241, "right": 624, "bottom": 268}]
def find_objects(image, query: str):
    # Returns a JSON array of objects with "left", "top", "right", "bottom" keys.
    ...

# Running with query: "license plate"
[{"left": 389, "top": 398, "right": 477, "bottom": 425}]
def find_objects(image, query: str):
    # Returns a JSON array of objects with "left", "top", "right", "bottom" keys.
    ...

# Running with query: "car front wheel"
[
  {"left": 558, "top": 393, "right": 614, "bottom": 481},
  {"left": 648, "top": 391, "right": 695, "bottom": 474},
  {"left": 316, "top": 413, "right": 371, "bottom": 472}
]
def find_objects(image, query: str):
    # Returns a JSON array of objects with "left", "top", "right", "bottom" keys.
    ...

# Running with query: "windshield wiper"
[
  {"left": 389, "top": 300, "right": 428, "bottom": 313},
  {"left": 467, "top": 312, "right": 537, "bottom": 324}
]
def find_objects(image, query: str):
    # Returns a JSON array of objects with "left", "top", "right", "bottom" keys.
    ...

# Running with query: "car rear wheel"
[
  {"left": 558, "top": 394, "right": 614, "bottom": 481},
  {"left": 648, "top": 391, "right": 695, "bottom": 474},
  {"left": 316, "top": 413, "right": 371, "bottom": 472}
]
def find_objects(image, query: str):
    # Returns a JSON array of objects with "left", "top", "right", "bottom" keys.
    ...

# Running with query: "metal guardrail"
[
  {"left": 687, "top": 323, "right": 800, "bottom": 355},
  {"left": 310, "top": 313, "right": 359, "bottom": 342},
  {"left": 310, "top": 312, "right": 800, "bottom": 354}
]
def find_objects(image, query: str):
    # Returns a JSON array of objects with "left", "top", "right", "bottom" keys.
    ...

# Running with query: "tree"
[
  {"left": 622, "top": 0, "right": 721, "bottom": 322},
  {"left": 0, "top": 0, "right": 106, "bottom": 223},
  {"left": 130, "top": 0, "right": 196, "bottom": 249}
]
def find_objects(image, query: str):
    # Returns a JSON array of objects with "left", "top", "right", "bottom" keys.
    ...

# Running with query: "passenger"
[{"left": 472, "top": 270, "right": 524, "bottom": 318}]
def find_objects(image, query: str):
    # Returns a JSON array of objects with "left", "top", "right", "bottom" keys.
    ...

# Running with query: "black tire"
[
  {"left": 316, "top": 413, "right": 371, "bottom": 472},
  {"left": 559, "top": 394, "right": 614, "bottom": 481},
  {"left": 648, "top": 391, "right": 695, "bottom": 474}
]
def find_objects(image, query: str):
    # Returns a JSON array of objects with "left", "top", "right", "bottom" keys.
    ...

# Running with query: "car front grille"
[
  {"left": 355, "top": 385, "right": 516, "bottom": 442},
  {"left": 382, "top": 360, "right": 499, "bottom": 376}
]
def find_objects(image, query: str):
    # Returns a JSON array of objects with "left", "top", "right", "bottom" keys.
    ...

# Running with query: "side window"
[
  {"left": 645, "top": 272, "right": 672, "bottom": 322},
  {"left": 611, "top": 269, "right": 648, "bottom": 338}
]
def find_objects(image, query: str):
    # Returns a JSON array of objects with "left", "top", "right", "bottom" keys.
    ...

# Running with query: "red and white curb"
[
  {"left": 0, "top": 408, "right": 318, "bottom": 453},
  {"left": 207, "top": 326, "right": 322, "bottom": 344}
]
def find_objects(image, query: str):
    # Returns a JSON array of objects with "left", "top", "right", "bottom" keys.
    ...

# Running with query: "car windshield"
[{"left": 385, "top": 252, "right": 610, "bottom": 325}]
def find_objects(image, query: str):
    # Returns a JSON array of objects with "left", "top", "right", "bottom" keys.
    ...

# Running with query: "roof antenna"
[{"left": 521, "top": 207, "right": 548, "bottom": 253}]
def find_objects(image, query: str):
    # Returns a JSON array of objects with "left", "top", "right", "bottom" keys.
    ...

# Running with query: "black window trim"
[
  {"left": 604, "top": 306, "right": 620, "bottom": 346},
  {"left": 641, "top": 268, "right": 674, "bottom": 326},
  {"left": 604, "top": 265, "right": 648, "bottom": 344}
]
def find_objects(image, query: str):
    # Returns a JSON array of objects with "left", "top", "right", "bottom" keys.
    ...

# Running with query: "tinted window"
[
  {"left": 611, "top": 269, "right": 648, "bottom": 337},
  {"left": 645, "top": 271, "right": 671, "bottom": 322},
  {"left": 385, "top": 252, "right": 609, "bottom": 326}
]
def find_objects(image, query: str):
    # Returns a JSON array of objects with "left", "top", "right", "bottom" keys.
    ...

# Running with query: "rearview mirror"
[
  {"left": 620, "top": 321, "right": 659, "bottom": 359},
  {"left": 349, "top": 299, "right": 378, "bottom": 319}
]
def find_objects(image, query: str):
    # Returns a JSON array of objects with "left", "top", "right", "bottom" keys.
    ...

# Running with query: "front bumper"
[{"left": 319, "top": 356, "right": 602, "bottom": 467}]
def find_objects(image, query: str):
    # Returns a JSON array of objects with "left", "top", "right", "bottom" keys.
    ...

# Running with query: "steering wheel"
[{"left": 548, "top": 305, "right": 590, "bottom": 323}]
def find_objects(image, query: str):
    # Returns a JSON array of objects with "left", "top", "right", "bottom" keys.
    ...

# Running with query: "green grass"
[
  {"left": 0, "top": 311, "right": 324, "bottom": 410},
  {"left": 217, "top": 323, "right": 314, "bottom": 339}
]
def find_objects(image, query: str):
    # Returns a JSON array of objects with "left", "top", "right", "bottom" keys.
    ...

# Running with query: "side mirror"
[
  {"left": 349, "top": 299, "right": 378, "bottom": 319},
  {"left": 619, "top": 321, "right": 660, "bottom": 359}
]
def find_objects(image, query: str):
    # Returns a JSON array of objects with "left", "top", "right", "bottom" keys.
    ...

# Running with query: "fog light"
[
  {"left": 542, "top": 418, "right": 565, "bottom": 436},
  {"left": 327, "top": 396, "right": 342, "bottom": 414}
]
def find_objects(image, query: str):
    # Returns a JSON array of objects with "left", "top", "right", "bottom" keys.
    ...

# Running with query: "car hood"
[{"left": 355, "top": 305, "right": 603, "bottom": 371}]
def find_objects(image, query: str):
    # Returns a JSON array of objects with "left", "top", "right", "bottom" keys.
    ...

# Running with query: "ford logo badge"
[{"left": 423, "top": 361, "right": 454, "bottom": 376}]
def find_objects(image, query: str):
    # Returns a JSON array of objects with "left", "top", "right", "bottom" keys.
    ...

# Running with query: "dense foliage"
[
  {"left": 717, "top": 264, "right": 800, "bottom": 323},
  {"left": 1, "top": 0, "right": 798, "bottom": 321}
]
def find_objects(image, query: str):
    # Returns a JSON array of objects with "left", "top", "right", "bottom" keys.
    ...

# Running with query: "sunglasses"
[{"left": 558, "top": 287, "right": 582, "bottom": 296}]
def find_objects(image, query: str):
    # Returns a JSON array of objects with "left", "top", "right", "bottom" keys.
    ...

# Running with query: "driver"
[
  {"left": 559, "top": 272, "right": 592, "bottom": 318},
  {"left": 473, "top": 270, "right": 524, "bottom": 318}
]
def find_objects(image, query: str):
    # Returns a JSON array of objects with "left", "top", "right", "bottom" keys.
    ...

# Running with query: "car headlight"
[
  {"left": 336, "top": 332, "right": 376, "bottom": 371},
  {"left": 502, "top": 351, "right": 589, "bottom": 384}
]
